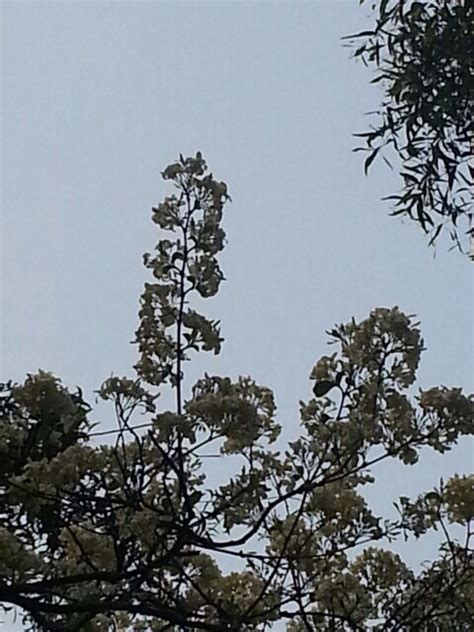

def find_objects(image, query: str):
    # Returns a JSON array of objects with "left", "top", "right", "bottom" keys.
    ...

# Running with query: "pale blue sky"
[{"left": 1, "top": 0, "right": 472, "bottom": 628}]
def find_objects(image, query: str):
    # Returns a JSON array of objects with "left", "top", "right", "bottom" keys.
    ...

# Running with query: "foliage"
[
  {"left": 346, "top": 0, "right": 473, "bottom": 250},
  {"left": 1, "top": 154, "right": 473, "bottom": 631}
]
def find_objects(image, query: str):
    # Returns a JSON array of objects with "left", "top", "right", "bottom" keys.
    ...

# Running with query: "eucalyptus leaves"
[{"left": 347, "top": 0, "right": 473, "bottom": 250}]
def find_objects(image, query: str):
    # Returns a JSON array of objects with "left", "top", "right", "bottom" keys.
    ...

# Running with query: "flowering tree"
[
  {"left": 347, "top": 0, "right": 473, "bottom": 250},
  {"left": 1, "top": 154, "right": 473, "bottom": 631}
]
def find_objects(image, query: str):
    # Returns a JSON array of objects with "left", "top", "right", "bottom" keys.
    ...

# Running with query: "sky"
[{"left": 1, "top": 0, "right": 473, "bottom": 629}]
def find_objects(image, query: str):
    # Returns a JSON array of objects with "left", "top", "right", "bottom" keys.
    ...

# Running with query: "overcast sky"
[{"left": 1, "top": 0, "right": 472, "bottom": 629}]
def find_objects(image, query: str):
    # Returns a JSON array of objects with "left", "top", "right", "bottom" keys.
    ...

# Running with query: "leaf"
[
  {"left": 380, "top": 0, "right": 389, "bottom": 17},
  {"left": 313, "top": 380, "right": 336, "bottom": 397},
  {"left": 425, "top": 491, "right": 442, "bottom": 504},
  {"left": 371, "top": 74, "right": 386, "bottom": 84},
  {"left": 401, "top": 172, "right": 419, "bottom": 184},
  {"left": 428, "top": 224, "right": 443, "bottom": 246},
  {"left": 171, "top": 252, "right": 184, "bottom": 265},
  {"left": 364, "top": 147, "right": 380, "bottom": 174},
  {"left": 341, "top": 30, "right": 374, "bottom": 41},
  {"left": 354, "top": 45, "right": 367, "bottom": 57}
]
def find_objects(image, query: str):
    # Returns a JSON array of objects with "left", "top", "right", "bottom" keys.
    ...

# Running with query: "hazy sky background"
[{"left": 1, "top": 0, "right": 472, "bottom": 629}]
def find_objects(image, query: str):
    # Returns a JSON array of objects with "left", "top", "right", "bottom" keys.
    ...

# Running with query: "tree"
[
  {"left": 346, "top": 0, "right": 473, "bottom": 251},
  {"left": 1, "top": 153, "right": 472, "bottom": 631}
]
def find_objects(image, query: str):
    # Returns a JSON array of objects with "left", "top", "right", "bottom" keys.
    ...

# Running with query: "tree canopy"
[
  {"left": 1, "top": 154, "right": 473, "bottom": 631},
  {"left": 346, "top": 0, "right": 473, "bottom": 251}
]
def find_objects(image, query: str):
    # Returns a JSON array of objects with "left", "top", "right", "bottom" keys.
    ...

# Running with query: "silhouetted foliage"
[{"left": 346, "top": 0, "right": 473, "bottom": 250}]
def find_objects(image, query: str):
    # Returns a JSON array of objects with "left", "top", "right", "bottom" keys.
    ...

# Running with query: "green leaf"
[{"left": 313, "top": 380, "right": 336, "bottom": 397}]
